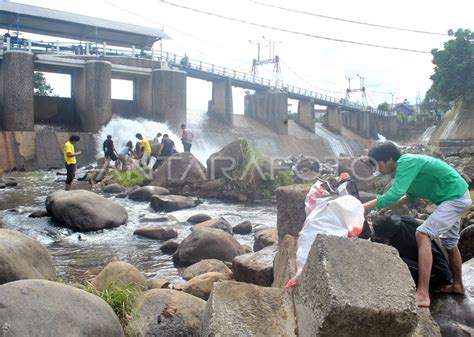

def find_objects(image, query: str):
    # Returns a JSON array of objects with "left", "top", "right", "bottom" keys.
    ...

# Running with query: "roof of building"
[{"left": 0, "top": 2, "right": 170, "bottom": 49}]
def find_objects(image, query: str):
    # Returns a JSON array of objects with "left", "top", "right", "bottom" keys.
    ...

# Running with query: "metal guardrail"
[{"left": 2, "top": 37, "right": 396, "bottom": 117}]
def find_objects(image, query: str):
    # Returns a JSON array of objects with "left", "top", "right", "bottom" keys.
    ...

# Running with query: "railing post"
[
  {"left": 132, "top": 45, "right": 135, "bottom": 57},
  {"left": 56, "top": 40, "right": 60, "bottom": 55},
  {"left": 86, "top": 42, "right": 89, "bottom": 55},
  {"left": 103, "top": 42, "right": 106, "bottom": 56}
]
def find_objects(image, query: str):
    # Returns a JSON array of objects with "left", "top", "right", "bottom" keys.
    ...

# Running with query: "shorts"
[
  {"left": 105, "top": 151, "right": 118, "bottom": 161},
  {"left": 417, "top": 190, "right": 472, "bottom": 249},
  {"left": 65, "top": 163, "right": 76, "bottom": 184}
]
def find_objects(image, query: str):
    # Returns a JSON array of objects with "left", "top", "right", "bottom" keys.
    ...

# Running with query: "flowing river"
[{"left": 0, "top": 170, "right": 276, "bottom": 283}]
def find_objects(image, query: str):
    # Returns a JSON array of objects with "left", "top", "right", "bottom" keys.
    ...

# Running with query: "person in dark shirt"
[
  {"left": 103, "top": 135, "right": 119, "bottom": 169},
  {"left": 372, "top": 214, "right": 453, "bottom": 290},
  {"left": 152, "top": 134, "right": 178, "bottom": 170}
]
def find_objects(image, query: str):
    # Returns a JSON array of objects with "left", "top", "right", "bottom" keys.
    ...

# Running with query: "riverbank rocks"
[
  {"left": 294, "top": 235, "right": 418, "bottom": 336},
  {"left": 233, "top": 245, "right": 277, "bottom": 286},
  {"left": 129, "top": 185, "right": 170, "bottom": 201},
  {"left": 206, "top": 139, "right": 246, "bottom": 180},
  {"left": 254, "top": 227, "right": 278, "bottom": 251},
  {"left": 276, "top": 184, "right": 311, "bottom": 241},
  {"left": 1, "top": 176, "right": 17, "bottom": 186},
  {"left": 183, "top": 259, "right": 233, "bottom": 281},
  {"left": 201, "top": 280, "right": 297, "bottom": 336},
  {"left": 198, "top": 178, "right": 225, "bottom": 198},
  {"left": 233, "top": 220, "right": 253, "bottom": 234},
  {"left": 180, "top": 271, "right": 232, "bottom": 300},
  {"left": 150, "top": 194, "right": 200, "bottom": 212},
  {"left": 90, "top": 261, "right": 148, "bottom": 291},
  {"left": 160, "top": 240, "right": 179, "bottom": 254},
  {"left": 126, "top": 289, "right": 206, "bottom": 337},
  {"left": 459, "top": 225, "right": 474, "bottom": 262},
  {"left": 46, "top": 190, "right": 128, "bottom": 232},
  {"left": 152, "top": 152, "right": 207, "bottom": 191},
  {"left": 193, "top": 217, "right": 232, "bottom": 234},
  {"left": 0, "top": 229, "right": 56, "bottom": 284},
  {"left": 0, "top": 279, "right": 125, "bottom": 337},
  {"left": 174, "top": 228, "right": 245, "bottom": 266},
  {"left": 134, "top": 225, "right": 178, "bottom": 241},
  {"left": 187, "top": 213, "right": 212, "bottom": 224},
  {"left": 102, "top": 183, "right": 127, "bottom": 194},
  {"left": 430, "top": 258, "right": 474, "bottom": 336}
]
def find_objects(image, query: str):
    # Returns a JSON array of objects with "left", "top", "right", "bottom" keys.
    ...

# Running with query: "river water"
[{"left": 0, "top": 170, "right": 276, "bottom": 283}]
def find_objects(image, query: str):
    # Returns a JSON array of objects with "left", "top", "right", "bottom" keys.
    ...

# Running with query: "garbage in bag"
[{"left": 286, "top": 173, "right": 365, "bottom": 288}]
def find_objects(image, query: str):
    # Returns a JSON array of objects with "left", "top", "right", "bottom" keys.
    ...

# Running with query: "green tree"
[
  {"left": 34, "top": 72, "right": 55, "bottom": 96},
  {"left": 377, "top": 101, "right": 390, "bottom": 111},
  {"left": 429, "top": 28, "right": 474, "bottom": 102}
]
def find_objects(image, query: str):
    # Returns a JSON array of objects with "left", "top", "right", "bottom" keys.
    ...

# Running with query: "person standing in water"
[{"left": 64, "top": 135, "right": 81, "bottom": 191}]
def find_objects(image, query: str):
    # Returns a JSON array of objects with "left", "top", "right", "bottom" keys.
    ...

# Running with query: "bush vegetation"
[{"left": 112, "top": 168, "right": 146, "bottom": 187}]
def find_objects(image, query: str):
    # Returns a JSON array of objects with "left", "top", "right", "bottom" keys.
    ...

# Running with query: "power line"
[
  {"left": 252, "top": 1, "right": 448, "bottom": 37},
  {"left": 160, "top": 1, "right": 431, "bottom": 54}
]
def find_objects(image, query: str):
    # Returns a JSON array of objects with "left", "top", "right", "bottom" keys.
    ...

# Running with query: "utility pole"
[
  {"left": 345, "top": 74, "right": 367, "bottom": 106},
  {"left": 250, "top": 36, "right": 282, "bottom": 86}
]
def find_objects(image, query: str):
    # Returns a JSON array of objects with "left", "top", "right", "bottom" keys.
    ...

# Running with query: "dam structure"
[{"left": 0, "top": 2, "right": 395, "bottom": 170}]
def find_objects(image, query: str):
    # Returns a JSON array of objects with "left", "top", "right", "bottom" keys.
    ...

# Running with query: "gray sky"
[{"left": 12, "top": 0, "right": 474, "bottom": 111}]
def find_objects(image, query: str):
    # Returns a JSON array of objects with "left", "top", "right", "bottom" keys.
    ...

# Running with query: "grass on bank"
[
  {"left": 84, "top": 281, "right": 141, "bottom": 328},
  {"left": 112, "top": 168, "right": 146, "bottom": 187}
]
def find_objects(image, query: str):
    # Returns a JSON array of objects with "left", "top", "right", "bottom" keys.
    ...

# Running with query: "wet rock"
[
  {"left": 139, "top": 214, "right": 171, "bottom": 223},
  {"left": 147, "top": 279, "right": 171, "bottom": 290},
  {"left": 254, "top": 227, "right": 277, "bottom": 252},
  {"left": 187, "top": 213, "right": 212, "bottom": 224},
  {"left": 160, "top": 240, "right": 179, "bottom": 254},
  {"left": 102, "top": 183, "right": 127, "bottom": 194},
  {"left": 430, "top": 259, "right": 474, "bottom": 336},
  {"left": 181, "top": 272, "right": 231, "bottom": 300},
  {"left": 1, "top": 176, "right": 17, "bottom": 186},
  {"left": 28, "top": 209, "right": 49, "bottom": 218},
  {"left": 0, "top": 182, "right": 5, "bottom": 189},
  {"left": 459, "top": 225, "right": 474, "bottom": 262},
  {"left": 46, "top": 190, "right": 128, "bottom": 232},
  {"left": 91, "top": 261, "right": 147, "bottom": 291},
  {"left": 129, "top": 186, "right": 170, "bottom": 202},
  {"left": 150, "top": 194, "right": 200, "bottom": 212},
  {"left": 201, "top": 281, "right": 297, "bottom": 337},
  {"left": 134, "top": 226, "right": 178, "bottom": 241},
  {"left": 175, "top": 228, "right": 245, "bottom": 265},
  {"left": 183, "top": 259, "right": 233, "bottom": 281},
  {"left": 0, "top": 228, "right": 56, "bottom": 284},
  {"left": 0, "top": 279, "right": 125, "bottom": 337},
  {"left": 233, "top": 245, "right": 278, "bottom": 286},
  {"left": 222, "top": 190, "right": 248, "bottom": 202},
  {"left": 193, "top": 217, "right": 232, "bottom": 234},
  {"left": 294, "top": 235, "right": 418, "bottom": 336},
  {"left": 198, "top": 178, "right": 225, "bottom": 198},
  {"left": 126, "top": 289, "right": 206, "bottom": 337},
  {"left": 232, "top": 220, "right": 253, "bottom": 235}
]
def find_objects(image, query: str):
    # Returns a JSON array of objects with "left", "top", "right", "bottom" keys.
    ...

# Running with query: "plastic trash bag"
[{"left": 286, "top": 175, "right": 365, "bottom": 288}]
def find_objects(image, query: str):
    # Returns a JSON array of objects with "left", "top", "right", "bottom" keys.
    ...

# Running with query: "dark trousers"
[{"left": 183, "top": 142, "right": 192, "bottom": 153}]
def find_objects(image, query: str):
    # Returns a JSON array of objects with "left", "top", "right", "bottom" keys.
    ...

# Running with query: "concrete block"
[
  {"left": 276, "top": 184, "right": 311, "bottom": 241},
  {"left": 232, "top": 245, "right": 277, "bottom": 286},
  {"left": 273, "top": 234, "right": 297, "bottom": 288},
  {"left": 294, "top": 235, "right": 418, "bottom": 337}
]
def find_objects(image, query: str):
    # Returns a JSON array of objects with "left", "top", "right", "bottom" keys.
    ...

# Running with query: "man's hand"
[{"left": 76, "top": 151, "right": 82, "bottom": 156}]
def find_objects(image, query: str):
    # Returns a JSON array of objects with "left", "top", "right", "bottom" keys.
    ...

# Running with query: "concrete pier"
[
  {"left": 296, "top": 99, "right": 315, "bottom": 132},
  {"left": 208, "top": 78, "right": 233, "bottom": 126},
  {"left": 1, "top": 51, "right": 34, "bottom": 131},
  {"left": 245, "top": 90, "right": 289, "bottom": 135},
  {"left": 152, "top": 68, "right": 186, "bottom": 130},
  {"left": 326, "top": 106, "right": 341, "bottom": 134}
]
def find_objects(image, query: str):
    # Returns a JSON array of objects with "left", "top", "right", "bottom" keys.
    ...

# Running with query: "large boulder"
[
  {"left": 254, "top": 227, "right": 278, "bottom": 252},
  {"left": 206, "top": 139, "right": 246, "bottom": 180},
  {"left": 180, "top": 271, "right": 232, "bottom": 300},
  {"left": 459, "top": 225, "right": 474, "bottom": 262},
  {"left": 233, "top": 220, "right": 253, "bottom": 235},
  {"left": 187, "top": 213, "right": 212, "bottom": 224},
  {"left": 201, "top": 281, "right": 297, "bottom": 336},
  {"left": 175, "top": 228, "right": 245, "bottom": 265},
  {"left": 128, "top": 186, "right": 170, "bottom": 202},
  {"left": 233, "top": 245, "right": 277, "bottom": 286},
  {"left": 102, "top": 183, "right": 127, "bottom": 194},
  {"left": 91, "top": 261, "right": 148, "bottom": 291},
  {"left": 182, "top": 259, "right": 233, "bottom": 281},
  {"left": 46, "top": 190, "right": 128, "bottom": 232},
  {"left": 0, "top": 279, "right": 125, "bottom": 336},
  {"left": 430, "top": 258, "right": 474, "bottom": 336},
  {"left": 1, "top": 176, "right": 17, "bottom": 186},
  {"left": 150, "top": 194, "right": 199, "bottom": 212},
  {"left": 152, "top": 152, "right": 207, "bottom": 190},
  {"left": 276, "top": 184, "right": 311, "bottom": 241},
  {"left": 126, "top": 289, "right": 206, "bottom": 337},
  {"left": 0, "top": 228, "right": 56, "bottom": 284},
  {"left": 294, "top": 235, "right": 418, "bottom": 336},
  {"left": 193, "top": 217, "right": 233, "bottom": 234}
]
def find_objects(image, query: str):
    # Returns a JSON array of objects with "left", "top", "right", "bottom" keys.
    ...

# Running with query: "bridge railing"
[{"left": 1, "top": 37, "right": 396, "bottom": 117}]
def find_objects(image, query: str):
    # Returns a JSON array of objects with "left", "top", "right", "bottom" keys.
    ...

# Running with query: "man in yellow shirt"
[
  {"left": 64, "top": 135, "right": 81, "bottom": 191},
  {"left": 135, "top": 133, "right": 151, "bottom": 165}
]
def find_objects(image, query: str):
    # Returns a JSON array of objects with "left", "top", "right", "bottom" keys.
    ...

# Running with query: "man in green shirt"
[{"left": 363, "top": 142, "right": 471, "bottom": 307}]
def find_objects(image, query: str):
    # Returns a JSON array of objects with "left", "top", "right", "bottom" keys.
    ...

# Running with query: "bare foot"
[
  {"left": 416, "top": 291, "right": 430, "bottom": 307},
  {"left": 435, "top": 284, "right": 465, "bottom": 295}
]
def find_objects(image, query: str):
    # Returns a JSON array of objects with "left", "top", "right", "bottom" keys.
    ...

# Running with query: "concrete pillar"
[
  {"left": 326, "top": 106, "right": 342, "bottom": 134},
  {"left": 1, "top": 51, "right": 34, "bottom": 131},
  {"left": 136, "top": 76, "right": 152, "bottom": 118},
  {"left": 152, "top": 68, "right": 186, "bottom": 130},
  {"left": 297, "top": 99, "right": 315, "bottom": 132},
  {"left": 208, "top": 78, "right": 233, "bottom": 126},
  {"left": 72, "top": 61, "right": 112, "bottom": 132},
  {"left": 265, "top": 90, "right": 289, "bottom": 135}
]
